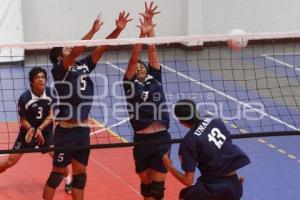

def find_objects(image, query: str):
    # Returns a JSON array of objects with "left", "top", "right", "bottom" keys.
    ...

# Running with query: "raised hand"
[
  {"left": 116, "top": 11, "right": 133, "bottom": 30},
  {"left": 137, "top": 18, "right": 155, "bottom": 36},
  {"left": 91, "top": 14, "right": 104, "bottom": 33},
  {"left": 139, "top": 1, "right": 160, "bottom": 24}
]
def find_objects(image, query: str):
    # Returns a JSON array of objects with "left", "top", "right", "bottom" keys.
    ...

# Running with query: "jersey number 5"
[
  {"left": 208, "top": 128, "right": 226, "bottom": 149},
  {"left": 80, "top": 75, "right": 87, "bottom": 91}
]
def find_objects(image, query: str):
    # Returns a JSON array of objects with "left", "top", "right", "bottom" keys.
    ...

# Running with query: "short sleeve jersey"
[
  {"left": 51, "top": 55, "right": 96, "bottom": 121},
  {"left": 18, "top": 87, "right": 54, "bottom": 133},
  {"left": 179, "top": 118, "right": 250, "bottom": 178},
  {"left": 123, "top": 65, "right": 169, "bottom": 131}
]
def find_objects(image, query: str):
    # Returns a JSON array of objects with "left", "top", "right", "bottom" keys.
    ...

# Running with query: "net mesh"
[{"left": 0, "top": 32, "right": 300, "bottom": 153}]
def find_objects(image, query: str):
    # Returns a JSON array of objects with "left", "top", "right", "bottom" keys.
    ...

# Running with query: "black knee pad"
[
  {"left": 72, "top": 173, "right": 87, "bottom": 189},
  {"left": 150, "top": 181, "right": 165, "bottom": 200},
  {"left": 179, "top": 187, "right": 190, "bottom": 199},
  {"left": 46, "top": 172, "right": 64, "bottom": 189},
  {"left": 140, "top": 183, "right": 152, "bottom": 197}
]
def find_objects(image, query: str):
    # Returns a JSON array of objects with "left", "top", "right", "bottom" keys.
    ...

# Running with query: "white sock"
[{"left": 64, "top": 174, "right": 71, "bottom": 185}]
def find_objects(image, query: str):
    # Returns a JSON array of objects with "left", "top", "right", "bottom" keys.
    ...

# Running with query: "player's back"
[
  {"left": 182, "top": 118, "right": 250, "bottom": 178},
  {"left": 51, "top": 55, "right": 96, "bottom": 121}
]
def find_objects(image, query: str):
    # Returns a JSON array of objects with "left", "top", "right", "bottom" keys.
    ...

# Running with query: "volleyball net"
[{"left": 0, "top": 31, "right": 300, "bottom": 154}]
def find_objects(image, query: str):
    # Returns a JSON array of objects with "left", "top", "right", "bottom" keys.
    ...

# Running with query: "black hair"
[
  {"left": 137, "top": 60, "right": 149, "bottom": 72},
  {"left": 29, "top": 67, "right": 47, "bottom": 87},
  {"left": 174, "top": 99, "right": 201, "bottom": 126},
  {"left": 49, "top": 47, "right": 63, "bottom": 64}
]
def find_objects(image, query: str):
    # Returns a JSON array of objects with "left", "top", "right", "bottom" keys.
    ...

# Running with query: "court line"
[
  {"left": 90, "top": 156, "right": 141, "bottom": 196},
  {"left": 161, "top": 64, "right": 300, "bottom": 131},
  {"left": 262, "top": 54, "right": 300, "bottom": 72},
  {"left": 107, "top": 61, "right": 300, "bottom": 164},
  {"left": 105, "top": 61, "right": 299, "bottom": 131},
  {"left": 90, "top": 118, "right": 129, "bottom": 143},
  {"left": 230, "top": 122, "right": 299, "bottom": 164}
]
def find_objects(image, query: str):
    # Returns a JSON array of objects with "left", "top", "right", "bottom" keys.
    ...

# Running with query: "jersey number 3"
[
  {"left": 208, "top": 128, "right": 226, "bottom": 149},
  {"left": 36, "top": 107, "right": 43, "bottom": 119}
]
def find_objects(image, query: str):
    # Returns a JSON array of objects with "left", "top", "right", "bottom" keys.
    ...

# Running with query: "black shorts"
[
  {"left": 133, "top": 130, "right": 171, "bottom": 174},
  {"left": 53, "top": 126, "right": 90, "bottom": 168},
  {"left": 179, "top": 175, "right": 243, "bottom": 200},
  {"left": 13, "top": 130, "right": 54, "bottom": 154}
]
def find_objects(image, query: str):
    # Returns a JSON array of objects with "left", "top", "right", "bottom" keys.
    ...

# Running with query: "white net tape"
[{"left": 1, "top": 31, "right": 300, "bottom": 49}]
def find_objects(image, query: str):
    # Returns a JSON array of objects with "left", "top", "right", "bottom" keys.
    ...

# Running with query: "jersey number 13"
[{"left": 208, "top": 128, "right": 226, "bottom": 149}]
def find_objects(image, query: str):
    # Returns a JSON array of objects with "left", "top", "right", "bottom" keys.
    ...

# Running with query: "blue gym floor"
[{"left": 0, "top": 49, "right": 299, "bottom": 200}]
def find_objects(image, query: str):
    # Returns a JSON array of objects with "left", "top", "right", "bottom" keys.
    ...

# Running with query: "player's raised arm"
[
  {"left": 125, "top": 18, "right": 153, "bottom": 80},
  {"left": 139, "top": 1, "right": 160, "bottom": 25},
  {"left": 91, "top": 11, "right": 132, "bottom": 64},
  {"left": 63, "top": 15, "right": 103, "bottom": 68},
  {"left": 140, "top": 1, "right": 161, "bottom": 70}
]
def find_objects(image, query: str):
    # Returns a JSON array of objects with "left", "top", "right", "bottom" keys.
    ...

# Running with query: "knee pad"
[
  {"left": 72, "top": 173, "right": 87, "bottom": 189},
  {"left": 46, "top": 172, "right": 64, "bottom": 189},
  {"left": 150, "top": 181, "right": 165, "bottom": 200},
  {"left": 140, "top": 183, "right": 152, "bottom": 197}
]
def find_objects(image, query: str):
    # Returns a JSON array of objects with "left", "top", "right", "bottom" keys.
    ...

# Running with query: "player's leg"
[
  {"left": 44, "top": 129, "right": 72, "bottom": 194},
  {"left": 43, "top": 126, "right": 72, "bottom": 200},
  {"left": 71, "top": 159, "right": 87, "bottom": 200},
  {"left": 48, "top": 152, "right": 72, "bottom": 193},
  {"left": 148, "top": 170, "right": 167, "bottom": 200},
  {"left": 0, "top": 130, "right": 32, "bottom": 173},
  {"left": 70, "top": 126, "right": 90, "bottom": 200},
  {"left": 43, "top": 150, "right": 72, "bottom": 199},
  {"left": 222, "top": 175, "right": 243, "bottom": 200},
  {"left": 133, "top": 137, "right": 153, "bottom": 200},
  {"left": 42, "top": 166, "right": 66, "bottom": 200},
  {"left": 178, "top": 181, "right": 214, "bottom": 200},
  {"left": 138, "top": 170, "right": 153, "bottom": 200},
  {"left": 179, "top": 186, "right": 199, "bottom": 200},
  {"left": 0, "top": 153, "right": 23, "bottom": 173},
  {"left": 147, "top": 131, "right": 171, "bottom": 200}
]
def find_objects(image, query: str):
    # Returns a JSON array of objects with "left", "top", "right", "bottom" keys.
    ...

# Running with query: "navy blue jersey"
[
  {"left": 51, "top": 55, "right": 96, "bottom": 121},
  {"left": 179, "top": 118, "right": 250, "bottom": 178},
  {"left": 18, "top": 87, "right": 54, "bottom": 133},
  {"left": 123, "top": 65, "right": 169, "bottom": 131}
]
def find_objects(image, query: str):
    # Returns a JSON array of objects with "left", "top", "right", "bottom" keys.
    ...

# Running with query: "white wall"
[
  {"left": 0, "top": 0, "right": 24, "bottom": 61},
  {"left": 201, "top": 0, "right": 300, "bottom": 34},
  {"left": 22, "top": 0, "right": 300, "bottom": 42},
  {"left": 22, "top": 0, "right": 183, "bottom": 42}
]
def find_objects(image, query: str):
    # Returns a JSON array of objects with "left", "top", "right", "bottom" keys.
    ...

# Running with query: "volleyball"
[{"left": 227, "top": 28, "right": 248, "bottom": 49}]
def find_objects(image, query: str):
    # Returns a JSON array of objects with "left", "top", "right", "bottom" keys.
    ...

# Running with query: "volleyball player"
[
  {"left": 0, "top": 67, "right": 72, "bottom": 193},
  {"left": 42, "top": 12, "right": 132, "bottom": 200},
  {"left": 163, "top": 99, "right": 250, "bottom": 200},
  {"left": 123, "top": 3, "right": 171, "bottom": 200}
]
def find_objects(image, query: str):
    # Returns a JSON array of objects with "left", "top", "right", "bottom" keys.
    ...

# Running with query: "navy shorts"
[
  {"left": 53, "top": 126, "right": 90, "bottom": 168},
  {"left": 13, "top": 130, "right": 54, "bottom": 154},
  {"left": 179, "top": 175, "right": 243, "bottom": 200},
  {"left": 133, "top": 130, "right": 171, "bottom": 174}
]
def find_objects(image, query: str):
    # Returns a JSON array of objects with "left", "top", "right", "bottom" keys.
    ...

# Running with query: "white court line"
[
  {"left": 90, "top": 156, "right": 141, "bottom": 196},
  {"left": 106, "top": 61, "right": 300, "bottom": 131},
  {"left": 89, "top": 117, "right": 130, "bottom": 137},
  {"left": 262, "top": 55, "right": 300, "bottom": 72},
  {"left": 90, "top": 118, "right": 129, "bottom": 143}
]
